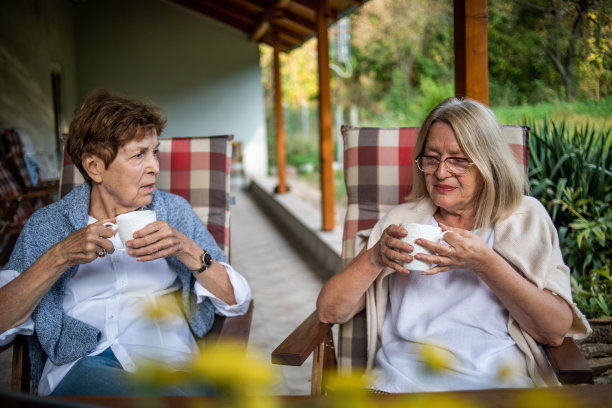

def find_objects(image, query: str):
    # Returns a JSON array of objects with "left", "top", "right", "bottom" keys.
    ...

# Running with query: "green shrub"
[
  {"left": 528, "top": 119, "right": 612, "bottom": 318},
  {"left": 286, "top": 138, "right": 319, "bottom": 174}
]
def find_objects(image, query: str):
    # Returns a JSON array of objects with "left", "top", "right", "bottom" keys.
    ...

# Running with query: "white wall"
[
  {"left": 72, "top": 0, "right": 267, "bottom": 177},
  {"left": 0, "top": 0, "right": 78, "bottom": 180}
]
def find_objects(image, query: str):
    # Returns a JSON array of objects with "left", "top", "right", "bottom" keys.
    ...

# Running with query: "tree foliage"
[
  {"left": 344, "top": 0, "right": 454, "bottom": 125},
  {"left": 489, "top": 0, "right": 612, "bottom": 103},
  {"left": 259, "top": 0, "right": 611, "bottom": 138}
]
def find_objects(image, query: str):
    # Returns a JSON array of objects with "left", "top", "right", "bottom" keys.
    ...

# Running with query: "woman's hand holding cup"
[
  {"left": 414, "top": 223, "right": 492, "bottom": 275},
  {"left": 46, "top": 220, "right": 117, "bottom": 268},
  {"left": 371, "top": 224, "right": 416, "bottom": 274}
]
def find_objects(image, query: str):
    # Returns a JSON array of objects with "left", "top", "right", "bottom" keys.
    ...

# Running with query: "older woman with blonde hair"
[{"left": 317, "top": 97, "right": 590, "bottom": 392}]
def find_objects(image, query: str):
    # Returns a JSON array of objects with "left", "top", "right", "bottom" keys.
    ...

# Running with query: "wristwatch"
[{"left": 195, "top": 250, "right": 213, "bottom": 274}]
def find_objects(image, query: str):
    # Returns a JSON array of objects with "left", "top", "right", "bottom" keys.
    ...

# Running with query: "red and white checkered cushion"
[
  {"left": 340, "top": 124, "right": 529, "bottom": 267},
  {"left": 337, "top": 124, "right": 530, "bottom": 371},
  {"left": 59, "top": 135, "right": 233, "bottom": 254},
  {"left": 0, "top": 129, "right": 36, "bottom": 224}
]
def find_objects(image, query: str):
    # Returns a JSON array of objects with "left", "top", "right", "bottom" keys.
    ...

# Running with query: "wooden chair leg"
[
  {"left": 311, "top": 330, "right": 337, "bottom": 396},
  {"left": 11, "top": 336, "right": 30, "bottom": 392}
]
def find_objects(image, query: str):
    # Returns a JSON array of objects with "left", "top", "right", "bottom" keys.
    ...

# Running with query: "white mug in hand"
[
  {"left": 399, "top": 223, "right": 448, "bottom": 271},
  {"left": 103, "top": 210, "right": 157, "bottom": 250}
]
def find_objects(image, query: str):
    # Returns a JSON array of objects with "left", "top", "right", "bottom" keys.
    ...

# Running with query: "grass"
[
  {"left": 492, "top": 96, "right": 612, "bottom": 132},
  {"left": 294, "top": 169, "right": 347, "bottom": 206}
]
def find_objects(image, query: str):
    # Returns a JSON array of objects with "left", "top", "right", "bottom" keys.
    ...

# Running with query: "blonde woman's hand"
[
  {"left": 370, "top": 224, "right": 415, "bottom": 274},
  {"left": 415, "top": 223, "right": 493, "bottom": 275}
]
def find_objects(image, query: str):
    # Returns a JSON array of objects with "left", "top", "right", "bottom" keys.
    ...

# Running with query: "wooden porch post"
[
  {"left": 454, "top": 0, "right": 489, "bottom": 105},
  {"left": 273, "top": 32, "right": 288, "bottom": 193},
  {"left": 316, "top": 0, "right": 335, "bottom": 231}
]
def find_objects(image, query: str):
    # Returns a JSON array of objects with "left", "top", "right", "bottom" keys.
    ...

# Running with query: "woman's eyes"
[{"left": 132, "top": 149, "right": 158, "bottom": 159}]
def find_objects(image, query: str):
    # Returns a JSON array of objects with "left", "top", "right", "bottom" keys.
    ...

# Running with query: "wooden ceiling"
[{"left": 170, "top": 0, "right": 366, "bottom": 52}]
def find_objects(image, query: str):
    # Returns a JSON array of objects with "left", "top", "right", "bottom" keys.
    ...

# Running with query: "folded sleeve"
[
  {"left": 194, "top": 263, "right": 252, "bottom": 317},
  {"left": 0, "top": 269, "right": 35, "bottom": 346}
]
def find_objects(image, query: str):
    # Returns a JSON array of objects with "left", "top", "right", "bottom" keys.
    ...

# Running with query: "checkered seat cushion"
[
  {"left": 0, "top": 129, "right": 36, "bottom": 224},
  {"left": 337, "top": 124, "right": 530, "bottom": 372},
  {"left": 59, "top": 135, "right": 233, "bottom": 254}
]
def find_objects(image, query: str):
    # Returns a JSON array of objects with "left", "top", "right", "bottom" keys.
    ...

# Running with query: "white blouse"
[
  {"left": 0, "top": 217, "right": 251, "bottom": 395},
  {"left": 370, "top": 218, "right": 533, "bottom": 393}
]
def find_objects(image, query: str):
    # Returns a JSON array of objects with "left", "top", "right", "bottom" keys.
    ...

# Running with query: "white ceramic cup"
[
  {"left": 399, "top": 222, "right": 448, "bottom": 271},
  {"left": 103, "top": 210, "right": 157, "bottom": 249}
]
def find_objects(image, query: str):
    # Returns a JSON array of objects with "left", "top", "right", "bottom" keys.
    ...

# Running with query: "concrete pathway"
[{"left": 230, "top": 183, "right": 324, "bottom": 395}]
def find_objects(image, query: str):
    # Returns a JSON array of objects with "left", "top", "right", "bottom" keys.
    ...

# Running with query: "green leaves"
[{"left": 529, "top": 118, "right": 612, "bottom": 318}]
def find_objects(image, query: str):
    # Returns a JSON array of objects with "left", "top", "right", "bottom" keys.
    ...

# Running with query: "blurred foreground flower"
[
  {"left": 390, "top": 393, "right": 480, "bottom": 408},
  {"left": 133, "top": 340, "right": 279, "bottom": 408},
  {"left": 189, "top": 340, "right": 277, "bottom": 394},
  {"left": 417, "top": 343, "right": 458, "bottom": 374},
  {"left": 140, "top": 294, "right": 183, "bottom": 322},
  {"left": 325, "top": 369, "right": 370, "bottom": 408},
  {"left": 514, "top": 389, "right": 578, "bottom": 408}
]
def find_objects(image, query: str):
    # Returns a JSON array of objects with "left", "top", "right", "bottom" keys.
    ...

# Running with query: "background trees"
[{"left": 261, "top": 0, "right": 611, "bottom": 132}]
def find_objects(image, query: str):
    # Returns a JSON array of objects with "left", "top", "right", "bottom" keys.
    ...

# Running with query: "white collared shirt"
[{"left": 0, "top": 217, "right": 251, "bottom": 395}]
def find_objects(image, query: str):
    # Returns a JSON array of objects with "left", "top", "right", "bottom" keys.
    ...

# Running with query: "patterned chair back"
[
  {"left": 337, "top": 124, "right": 530, "bottom": 373},
  {"left": 59, "top": 135, "right": 233, "bottom": 254}
]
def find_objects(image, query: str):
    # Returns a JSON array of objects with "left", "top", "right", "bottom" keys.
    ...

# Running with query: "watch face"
[{"left": 203, "top": 252, "right": 212, "bottom": 267}]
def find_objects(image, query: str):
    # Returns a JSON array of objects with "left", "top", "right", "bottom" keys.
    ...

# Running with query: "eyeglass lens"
[{"left": 417, "top": 156, "right": 472, "bottom": 174}]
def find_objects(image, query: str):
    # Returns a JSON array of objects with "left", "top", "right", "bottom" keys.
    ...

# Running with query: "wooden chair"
[
  {"left": 272, "top": 125, "right": 593, "bottom": 395},
  {"left": 3, "top": 134, "right": 253, "bottom": 393},
  {"left": 0, "top": 129, "right": 58, "bottom": 266}
]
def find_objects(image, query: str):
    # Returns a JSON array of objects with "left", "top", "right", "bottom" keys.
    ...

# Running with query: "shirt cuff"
[
  {"left": 0, "top": 269, "right": 35, "bottom": 346},
  {"left": 194, "top": 263, "right": 252, "bottom": 317}
]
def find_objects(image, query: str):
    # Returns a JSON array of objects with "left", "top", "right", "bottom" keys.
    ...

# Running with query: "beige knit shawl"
[{"left": 362, "top": 196, "right": 591, "bottom": 387}]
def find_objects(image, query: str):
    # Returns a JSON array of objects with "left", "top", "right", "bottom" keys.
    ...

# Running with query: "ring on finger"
[
  {"left": 447, "top": 246, "right": 453, "bottom": 256},
  {"left": 97, "top": 249, "right": 107, "bottom": 258}
]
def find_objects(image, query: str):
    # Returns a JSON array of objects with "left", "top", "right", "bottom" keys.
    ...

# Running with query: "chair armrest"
[
  {"left": 0, "top": 182, "right": 58, "bottom": 203},
  {"left": 271, "top": 310, "right": 334, "bottom": 366},
  {"left": 544, "top": 337, "right": 593, "bottom": 384},
  {"left": 216, "top": 300, "right": 254, "bottom": 347}
]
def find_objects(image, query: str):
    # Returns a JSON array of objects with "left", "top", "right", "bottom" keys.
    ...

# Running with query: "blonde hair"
[{"left": 408, "top": 97, "right": 528, "bottom": 230}]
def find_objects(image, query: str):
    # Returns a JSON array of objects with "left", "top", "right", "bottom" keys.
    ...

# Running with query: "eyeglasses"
[{"left": 415, "top": 155, "right": 475, "bottom": 174}]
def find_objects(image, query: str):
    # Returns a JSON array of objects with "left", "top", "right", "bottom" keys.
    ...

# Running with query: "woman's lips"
[
  {"left": 141, "top": 183, "right": 156, "bottom": 192},
  {"left": 435, "top": 184, "right": 455, "bottom": 193}
]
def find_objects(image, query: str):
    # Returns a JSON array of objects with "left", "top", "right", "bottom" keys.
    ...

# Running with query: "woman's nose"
[
  {"left": 434, "top": 159, "right": 451, "bottom": 177},
  {"left": 146, "top": 153, "right": 160, "bottom": 175}
]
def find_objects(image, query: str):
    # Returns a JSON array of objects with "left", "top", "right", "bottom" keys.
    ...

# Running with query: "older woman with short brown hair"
[{"left": 0, "top": 90, "right": 251, "bottom": 396}]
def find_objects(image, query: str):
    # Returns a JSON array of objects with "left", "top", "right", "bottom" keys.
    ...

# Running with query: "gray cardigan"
[{"left": 6, "top": 183, "right": 226, "bottom": 388}]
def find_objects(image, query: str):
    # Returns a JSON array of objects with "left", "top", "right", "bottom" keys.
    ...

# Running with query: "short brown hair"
[{"left": 67, "top": 90, "right": 166, "bottom": 183}]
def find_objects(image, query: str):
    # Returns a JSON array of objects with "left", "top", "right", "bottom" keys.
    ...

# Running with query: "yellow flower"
[
  {"left": 140, "top": 294, "right": 183, "bottom": 322},
  {"left": 495, "top": 360, "right": 521, "bottom": 384},
  {"left": 391, "top": 394, "right": 480, "bottom": 408},
  {"left": 131, "top": 359, "right": 184, "bottom": 390},
  {"left": 514, "top": 389, "right": 578, "bottom": 408},
  {"left": 189, "top": 340, "right": 277, "bottom": 395},
  {"left": 324, "top": 370, "right": 370, "bottom": 408},
  {"left": 417, "top": 343, "right": 458, "bottom": 374}
]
